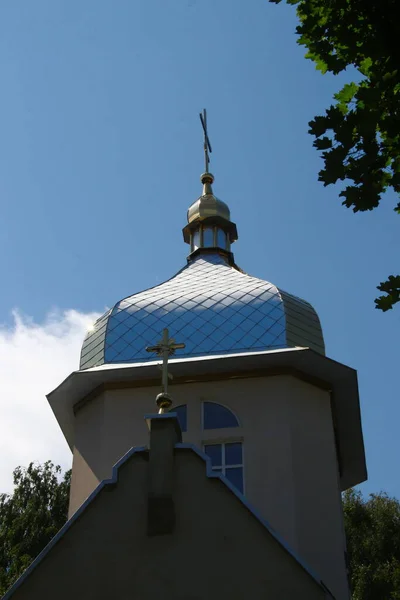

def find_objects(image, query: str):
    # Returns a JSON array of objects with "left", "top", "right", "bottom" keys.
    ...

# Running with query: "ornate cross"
[
  {"left": 199, "top": 108, "right": 212, "bottom": 173},
  {"left": 146, "top": 328, "right": 186, "bottom": 412}
]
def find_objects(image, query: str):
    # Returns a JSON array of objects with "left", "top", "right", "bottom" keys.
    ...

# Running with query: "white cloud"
[{"left": 0, "top": 309, "right": 100, "bottom": 495}]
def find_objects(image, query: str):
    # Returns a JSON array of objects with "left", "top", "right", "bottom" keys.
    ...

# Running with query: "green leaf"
[
  {"left": 391, "top": 158, "right": 400, "bottom": 173},
  {"left": 335, "top": 82, "right": 359, "bottom": 104},
  {"left": 313, "top": 136, "right": 333, "bottom": 150},
  {"left": 334, "top": 118, "right": 357, "bottom": 147},
  {"left": 315, "top": 58, "right": 329, "bottom": 74},
  {"left": 356, "top": 86, "right": 382, "bottom": 108},
  {"left": 308, "top": 116, "right": 328, "bottom": 137},
  {"left": 359, "top": 57, "right": 373, "bottom": 76},
  {"left": 383, "top": 70, "right": 398, "bottom": 82},
  {"left": 339, "top": 185, "right": 362, "bottom": 209},
  {"left": 325, "top": 105, "right": 346, "bottom": 128},
  {"left": 375, "top": 294, "right": 396, "bottom": 311},
  {"left": 390, "top": 172, "right": 400, "bottom": 193},
  {"left": 375, "top": 275, "right": 400, "bottom": 311},
  {"left": 319, "top": 145, "right": 348, "bottom": 186}
]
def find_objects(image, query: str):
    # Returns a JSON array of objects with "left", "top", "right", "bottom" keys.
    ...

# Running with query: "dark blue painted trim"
[{"left": 144, "top": 412, "right": 178, "bottom": 421}]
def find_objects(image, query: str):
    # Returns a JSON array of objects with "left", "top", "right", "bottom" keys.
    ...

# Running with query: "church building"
[{"left": 2, "top": 113, "right": 367, "bottom": 600}]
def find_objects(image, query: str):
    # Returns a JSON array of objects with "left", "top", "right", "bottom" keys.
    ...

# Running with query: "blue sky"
[{"left": 0, "top": 0, "right": 398, "bottom": 497}]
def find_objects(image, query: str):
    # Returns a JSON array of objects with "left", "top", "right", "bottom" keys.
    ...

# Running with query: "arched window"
[
  {"left": 202, "top": 402, "right": 239, "bottom": 430},
  {"left": 173, "top": 404, "right": 187, "bottom": 433}
]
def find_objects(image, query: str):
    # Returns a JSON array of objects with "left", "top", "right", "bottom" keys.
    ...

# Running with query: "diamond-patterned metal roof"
[{"left": 80, "top": 253, "right": 324, "bottom": 369}]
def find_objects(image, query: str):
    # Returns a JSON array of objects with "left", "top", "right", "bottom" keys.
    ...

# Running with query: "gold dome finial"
[{"left": 200, "top": 171, "right": 214, "bottom": 196}]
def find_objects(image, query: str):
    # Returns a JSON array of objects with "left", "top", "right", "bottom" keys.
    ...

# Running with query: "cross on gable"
[{"left": 146, "top": 328, "right": 186, "bottom": 412}]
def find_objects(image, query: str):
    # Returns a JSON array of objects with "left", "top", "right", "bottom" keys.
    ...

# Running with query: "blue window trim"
[{"left": 173, "top": 404, "right": 187, "bottom": 432}]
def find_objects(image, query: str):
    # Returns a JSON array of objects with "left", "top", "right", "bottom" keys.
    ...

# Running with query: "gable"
[{"left": 3, "top": 445, "right": 332, "bottom": 600}]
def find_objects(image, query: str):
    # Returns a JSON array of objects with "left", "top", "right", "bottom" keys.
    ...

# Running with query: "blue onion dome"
[{"left": 80, "top": 173, "right": 324, "bottom": 370}]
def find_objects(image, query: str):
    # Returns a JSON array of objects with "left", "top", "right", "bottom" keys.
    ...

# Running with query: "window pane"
[
  {"left": 204, "top": 444, "right": 222, "bottom": 467},
  {"left": 203, "top": 402, "right": 239, "bottom": 430},
  {"left": 173, "top": 405, "right": 187, "bottom": 433},
  {"left": 193, "top": 230, "right": 200, "bottom": 250},
  {"left": 203, "top": 227, "right": 214, "bottom": 247},
  {"left": 225, "top": 467, "right": 244, "bottom": 493},
  {"left": 225, "top": 442, "right": 242, "bottom": 465},
  {"left": 216, "top": 228, "right": 226, "bottom": 249}
]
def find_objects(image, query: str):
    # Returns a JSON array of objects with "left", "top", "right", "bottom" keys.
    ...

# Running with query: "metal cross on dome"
[
  {"left": 146, "top": 329, "right": 186, "bottom": 412},
  {"left": 199, "top": 108, "right": 212, "bottom": 173}
]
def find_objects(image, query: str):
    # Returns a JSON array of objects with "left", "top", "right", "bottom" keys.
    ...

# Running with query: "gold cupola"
[
  {"left": 187, "top": 172, "right": 231, "bottom": 223},
  {"left": 182, "top": 171, "right": 238, "bottom": 258}
]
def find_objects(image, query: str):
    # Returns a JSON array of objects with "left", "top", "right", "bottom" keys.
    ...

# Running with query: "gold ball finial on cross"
[{"left": 155, "top": 392, "right": 173, "bottom": 414}]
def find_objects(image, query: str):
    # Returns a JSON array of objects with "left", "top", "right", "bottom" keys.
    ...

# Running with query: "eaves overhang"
[{"left": 47, "top": 346, "right": 366, "bottom": 491}]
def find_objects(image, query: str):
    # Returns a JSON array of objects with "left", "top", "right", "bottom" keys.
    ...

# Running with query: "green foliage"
[
  {"left": 343, "top": 489, "right": 400, "bottom": 599},
  {"left": 375, "top": 275, "right": 400, "bottom": 311},
  {"left": 0, "top": 461, "right": 70, "bottom": 596},
  {"left": 269, "top": 0, "right": 400, "bottom": 310}
]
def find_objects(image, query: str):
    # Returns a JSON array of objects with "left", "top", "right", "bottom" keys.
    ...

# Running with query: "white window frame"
[{"left": 203, "top": 441, "right": 245, "bottom": 493}]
